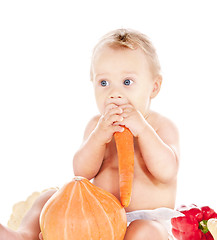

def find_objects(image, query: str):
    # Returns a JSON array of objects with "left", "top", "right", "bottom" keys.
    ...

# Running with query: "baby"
[
  {"left": 73, "top": 28, "right": 180, "bottom": 240},
  {"left": 0, "top": 28, "right": 180, "bottom": 240}
]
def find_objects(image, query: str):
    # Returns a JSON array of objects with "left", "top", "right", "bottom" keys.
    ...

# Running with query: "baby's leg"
[
  {"left": 0, "top": 189, "right": 56, "bottom": 240},
  {"left": 124, "top": 219, "right": 168, "bottom": 240},
  {"left": 0, "top": 224, "right": 28, "bottom": 240}
]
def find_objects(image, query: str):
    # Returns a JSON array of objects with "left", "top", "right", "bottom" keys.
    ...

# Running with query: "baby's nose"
[
  {"left": 106, "top": 92, "right": 127, "bottom": 106},
  {"left": 109, "top": 92, "right": 123, "bottom": 99}
]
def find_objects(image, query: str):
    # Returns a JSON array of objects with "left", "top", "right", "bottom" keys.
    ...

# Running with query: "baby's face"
[{"left": 92, "top": 45, "right": 158, "bottom": 116}]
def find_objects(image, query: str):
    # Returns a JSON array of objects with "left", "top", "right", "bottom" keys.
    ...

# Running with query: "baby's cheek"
[{"left": 95, "top": 98, "right": 104, "bottom": 114}]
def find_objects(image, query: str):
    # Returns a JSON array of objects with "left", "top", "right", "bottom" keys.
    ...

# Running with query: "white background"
[{"left": 1, "top": 0, "right": 217, "bottom": 225}]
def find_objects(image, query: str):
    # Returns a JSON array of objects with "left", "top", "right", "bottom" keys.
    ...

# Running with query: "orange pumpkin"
[{"left": 40, "top": 176, "right": 127, "bottom": 240}]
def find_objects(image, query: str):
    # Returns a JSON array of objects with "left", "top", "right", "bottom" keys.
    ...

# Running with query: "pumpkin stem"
[{"left": 74, "top": 176, "right": 84, "bottom": 181}]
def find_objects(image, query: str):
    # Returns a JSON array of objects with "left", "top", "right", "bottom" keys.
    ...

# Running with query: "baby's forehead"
[
  {"left": 91, "top": 46, "right": 155, "bottom": 81},
  {"left": 92, "top": 43, "right": 148, "bottom": 64},
  {"left": 92, "top": 44, "right": 151, "bottom": 69}
]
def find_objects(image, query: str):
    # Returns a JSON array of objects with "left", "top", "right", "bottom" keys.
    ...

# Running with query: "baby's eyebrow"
[
  {"left": 95, "top": 73, "right": 108, "bottom": 78},
  {"left": 121, "top": 72, "right": 138, "bottom": 78},
  {"left": 94, "top": 73, "right": 111, "bottom": 81},
  {"left": 94, "top": 71, "right": 138, "bottom": 79},
  {"left": 122, "top": 71, "right": 138, "bottom": 75}
]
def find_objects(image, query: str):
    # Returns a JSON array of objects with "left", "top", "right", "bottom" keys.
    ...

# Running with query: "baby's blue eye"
[
  {"left": 123, "top": 79, "right": 133, "bottom": 86},
  {"left": 100, "top": 80, "right": 109, "bottom": 87}
]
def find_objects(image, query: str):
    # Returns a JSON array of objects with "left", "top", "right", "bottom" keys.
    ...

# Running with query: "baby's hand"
[
  {"left": 94, "top": 102, "right": 125, "bottom": 144},
  {"left": 114, "top": 103, "right": 148, "bottom": 137}
]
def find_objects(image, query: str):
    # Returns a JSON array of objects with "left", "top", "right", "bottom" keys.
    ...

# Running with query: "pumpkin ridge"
[
  {"left": 81, "top": 181, "right": 107, "bottom": 239},
  {"left": 83, "top": 180, "right": 127, "bottom": 239},
  {"left": 88, "top": 180, "right": 127, "bottom": 238},
  {"left": 63, "top": 181, "right": 76, "bottom": 240},
  {"left": 63, "top": 179, "right": 94, "bottom": 239},
  {"left": 84, "top": 179, "right": 123, "bottom": 209},
  {"left": 80, "top": 181, "right": 100, "bottom": 239},
  {"left": 78, "top": 181, "right": 93, "bottom": 239},
  {"left": 81, "top": 180, "right": 115, "bottom": 240}
]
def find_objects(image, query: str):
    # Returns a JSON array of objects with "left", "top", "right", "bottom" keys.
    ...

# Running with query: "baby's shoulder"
[
  {"left": 150, "top": 110, "right": 179, "bottom": 148},
  {"left": 148, "top": 110, "right": 178, "bottom": 133},
  {"left": 150, "top": 110, "right": 180, "bottom": 159}
]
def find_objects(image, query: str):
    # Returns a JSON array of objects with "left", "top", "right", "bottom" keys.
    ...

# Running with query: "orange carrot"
[{"left": 114, "top": 127, "right": 134, "bottom": 208}]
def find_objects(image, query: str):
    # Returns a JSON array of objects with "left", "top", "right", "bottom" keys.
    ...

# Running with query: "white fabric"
[{"left": 126, "top": 207, "right": 184, "bottom": 240}]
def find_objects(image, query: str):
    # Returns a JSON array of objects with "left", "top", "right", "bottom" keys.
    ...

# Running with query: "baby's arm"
[
  {"left": 73, "top": 103, "right": 124, "bottom": 180},
  {"left": 137, "top": 116, "right": 179, "bottom": 183},
  {"left": 113, "top": 99, "right": 179, "bottom": 183}
]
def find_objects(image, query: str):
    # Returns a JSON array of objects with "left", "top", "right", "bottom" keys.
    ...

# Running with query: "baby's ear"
[{"left": 150, "top": 75, "right": 162, "bottom": 99}]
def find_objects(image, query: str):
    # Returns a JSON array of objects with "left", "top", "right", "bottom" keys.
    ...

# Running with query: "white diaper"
[{"left": 126, "top": 207, "right": 183, "bottom": 240}]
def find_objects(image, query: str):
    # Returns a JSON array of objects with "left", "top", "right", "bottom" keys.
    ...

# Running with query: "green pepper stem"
[{"left": 199, "top": 220, "right": 209, "bottom": 234}]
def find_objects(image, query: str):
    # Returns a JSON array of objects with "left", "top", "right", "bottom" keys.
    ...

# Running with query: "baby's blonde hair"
[{"left": 91, "top": 28, "right": 161, "bottom": 80}]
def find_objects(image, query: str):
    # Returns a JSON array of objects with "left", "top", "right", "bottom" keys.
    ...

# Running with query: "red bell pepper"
[{"left": 171, "top": 204, "right": 217, "bottom": 239}]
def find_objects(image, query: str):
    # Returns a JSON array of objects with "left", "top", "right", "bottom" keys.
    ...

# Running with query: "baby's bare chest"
[
  {"left": 94, "top": 138, "right": 155, "bottom": 195},
  {"left": 102, "top": 137, "right": 146, "bottom": 171},
  {"left": 93, "top": 137, "right": 176, "bottom": 210}
]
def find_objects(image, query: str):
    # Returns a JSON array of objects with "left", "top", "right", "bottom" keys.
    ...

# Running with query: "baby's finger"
[
  {"left": 104, "top": 103, "right": 119, "bottom": 114},
  {"left": 104, "top": 104, "right": 123, "bottom": 115},
  {"left": 112, "top": 125, "right": 125, "bottom": 133},
  {"left": 107, "top": 107, "right": 123, "bottom": 116},
  {"left": 106, "top": 114, "right": 124, "bottom": 125},
  {"left": 120, "top": 104, "right": 134, "bottom": 112},
  {"left": 113, "top": 114, "right": 128, "bottom": 125}
]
